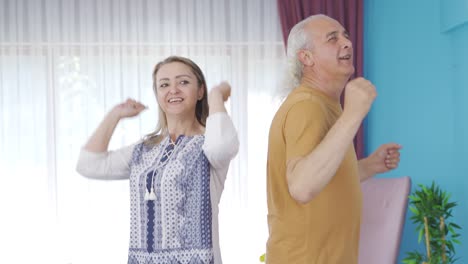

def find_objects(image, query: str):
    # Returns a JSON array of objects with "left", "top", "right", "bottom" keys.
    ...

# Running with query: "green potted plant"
[{"left": 403, "top": 181, "right": 462, "bottom": 264}]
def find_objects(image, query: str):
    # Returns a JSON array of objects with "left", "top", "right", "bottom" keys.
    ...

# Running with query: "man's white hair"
[{"left": 278, "top": 14, "right": 329, "bottom": 99}]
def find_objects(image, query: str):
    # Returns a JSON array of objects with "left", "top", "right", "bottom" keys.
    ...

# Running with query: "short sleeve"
[{"left": 284, "top": 99, "right": 327, "bottom": 162}]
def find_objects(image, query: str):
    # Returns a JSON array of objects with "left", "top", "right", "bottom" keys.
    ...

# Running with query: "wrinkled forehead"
[{"left": 306, "top": 17, "right": 346, "bottom": 39}]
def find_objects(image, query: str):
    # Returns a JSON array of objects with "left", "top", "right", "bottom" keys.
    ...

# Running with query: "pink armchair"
[{"left": 358, "top": 176, "right": 411, "bottom": 264}]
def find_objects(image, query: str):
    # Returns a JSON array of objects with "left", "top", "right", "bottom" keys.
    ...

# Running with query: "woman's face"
[{"left": 155, "top": 62, "right": 204, "bottom": 120}]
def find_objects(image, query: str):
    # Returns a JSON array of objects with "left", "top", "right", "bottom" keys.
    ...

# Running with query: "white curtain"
[{"left": 0, "top": 0, "right": 285, "bottom": 263}]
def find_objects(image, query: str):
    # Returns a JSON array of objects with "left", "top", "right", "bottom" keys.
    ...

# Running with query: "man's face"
[{"left": 306, "top": 17, "right": 355, "bottom": 77}]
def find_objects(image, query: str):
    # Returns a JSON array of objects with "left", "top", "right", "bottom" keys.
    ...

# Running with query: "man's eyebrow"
[
  {"left": 326, "top": 31, "right": 338, "bottom": 38},
  {"left": 326, "top": 30, "right": 350, "bottom": 38}
]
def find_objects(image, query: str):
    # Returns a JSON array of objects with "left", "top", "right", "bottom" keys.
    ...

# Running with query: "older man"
[{"left": 266, "top": 14, "right": 401, "bottom": 264}]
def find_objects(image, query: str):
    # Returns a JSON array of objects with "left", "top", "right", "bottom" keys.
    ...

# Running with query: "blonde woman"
[{"left": 77, "top": 56, "right": 239, "bottom": 264}]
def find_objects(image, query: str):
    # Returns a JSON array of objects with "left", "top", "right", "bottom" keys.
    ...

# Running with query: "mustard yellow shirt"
[{"left": 266, "top": 85, "right": 362, "bottom": 264}]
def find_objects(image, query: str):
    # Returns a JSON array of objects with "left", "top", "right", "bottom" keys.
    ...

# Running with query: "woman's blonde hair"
[{"left": 144, "top": 56, "right": 209, "bottom": 145}]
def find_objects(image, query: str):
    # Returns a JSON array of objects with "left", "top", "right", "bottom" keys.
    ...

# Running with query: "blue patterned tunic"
[
  {"left": 127, "top": 135, "right": 214, "bottom": 264},
  {"left": 77, "top": 113, "right": 238, "bottom": 264}
]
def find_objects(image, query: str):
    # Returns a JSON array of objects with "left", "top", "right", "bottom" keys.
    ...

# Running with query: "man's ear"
[{"left": 297, "top": 49, "right": 314, "bottom": 67}]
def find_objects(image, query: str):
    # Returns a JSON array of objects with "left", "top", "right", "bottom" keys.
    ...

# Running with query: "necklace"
[{"left": 144, "top": 136, "right": 183, "bottom": 201}]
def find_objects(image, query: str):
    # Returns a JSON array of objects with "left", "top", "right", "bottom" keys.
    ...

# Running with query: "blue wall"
[{"left": 364, "top": 0, "right": 468, "bottom": 262}]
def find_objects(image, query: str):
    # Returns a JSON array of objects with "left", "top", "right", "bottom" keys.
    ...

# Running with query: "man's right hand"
[{"left": 343, "top": 77, "right": 377, "bottom": 121}]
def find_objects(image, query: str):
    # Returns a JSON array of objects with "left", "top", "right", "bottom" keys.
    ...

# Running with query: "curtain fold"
[
  {"left": 0, "top": 0, "right": 285, "bottom": 263},
  {"left": 277, "top": 0, "right": 365, "bottom": 158}
]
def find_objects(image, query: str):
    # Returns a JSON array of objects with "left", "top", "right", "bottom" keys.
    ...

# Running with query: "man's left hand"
[{"left": 367, "top": 143, "right": 402, "bottom": 174}]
